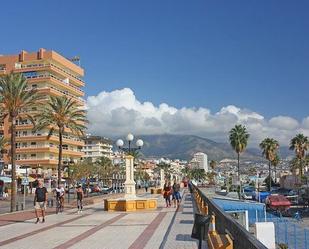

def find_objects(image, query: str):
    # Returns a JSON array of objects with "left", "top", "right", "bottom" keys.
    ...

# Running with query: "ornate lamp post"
[{"left": 116, "top": 133, "right": 143, "bottom": 199}]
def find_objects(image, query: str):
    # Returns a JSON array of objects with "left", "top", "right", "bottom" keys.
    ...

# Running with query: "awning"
[
  {"left": 213, "top": 198, "right": 265, "bottom": 212},
  {"left": 213, "top": 197, "right": 266, "bottom": 225},
  {"left": 21, "top": 176, "right": 36, "bottom": 182},
  {"left": 0, "top": 176, "right": 11, "bottom": 183}
]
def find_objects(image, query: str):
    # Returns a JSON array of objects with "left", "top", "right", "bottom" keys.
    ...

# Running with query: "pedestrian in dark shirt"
[
  {"left": 144, "top": 181, "right": 149, "bottom": 193},
  {"left": 172, "top": 181, "right": 181, "bottom": 208},
  {"left": 76, "top": 185, "right": 84, "bottom": 214},
  {"left": 34, "top": 179, "right": 48, "bottom": 224}
]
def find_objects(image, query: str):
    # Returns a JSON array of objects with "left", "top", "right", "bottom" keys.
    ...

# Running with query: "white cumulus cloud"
[{"left": 86, "top": 88, "right": 309, "bottom": 147}]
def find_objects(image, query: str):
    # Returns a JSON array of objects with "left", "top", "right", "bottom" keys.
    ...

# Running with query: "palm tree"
[
  {"left": 271, "top": 153, "right": 280, "bottom": 183},
  {"left": 96, "top": 156, "right": 114, "bottom": 184},
  {"left": 289, "top": 134, "right": 309, "bottom": 176},
  {"left": 0, "top": 137, "right": 8, "bottom": 174},
  {"left": 209, "top": 160, "right": 217, "bottom": 171},
  {"left": 34, "top": 96, "right": 87, "bottom": 185},
  {"left": 229, "top": 124, "right": 250, "bottom": 196},
  {"left": 0, "top": 137, "right": 7, "bottom": 153},
  {"left": 259, "top": 138, "right": 279, "bottom": 191},
  {"left": 0, "top": 73, "right": 40, "bottom": 212}
]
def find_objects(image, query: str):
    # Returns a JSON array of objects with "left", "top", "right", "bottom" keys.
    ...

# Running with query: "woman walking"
[
  {"left": 163, "top": 180, "right": 172, "bottom": 208},
  {"left": 76, "top": 185, "right": 84, "bottom": 214}
]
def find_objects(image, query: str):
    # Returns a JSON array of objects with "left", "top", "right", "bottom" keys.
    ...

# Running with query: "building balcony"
[
  {"left": 16, "top": 158, "right": 58, "bottom": 166},
  {"left": 25, "top": 73, "right": 84, "bottom": 97},
  {"left": 25, "top": 86, "right": 85, "bottom": 105},
  {"left": 14, "top": 63, "right": 85, "bottom": 87},
  {"left": 16, "top": 134, "right": 84, "bottom": 147},
  {"left": 14, "top": 122, "right": 81, "bottom": 134},
  {"left": 17, "top": 146, "right": 83, "bottom": 157}
]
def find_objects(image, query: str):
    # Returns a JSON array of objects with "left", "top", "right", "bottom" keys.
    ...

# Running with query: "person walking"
[
  {"left": 163, "top": 180, "right": 172, "bottom": 208},
  {"left": 34, "top": 179, "right": 48, "bottom": 224},
  {"left": 54, "top": 184, "right": 65, "bottom": 213},
  {"left": 76, "top": 185, "right": 84, "bottom": 214},
  {"left": 144, "top": 181, "right": 149, "bottom": 193},
  {"left": 172, "top": 181, "right": 181, "bottom": 208}
]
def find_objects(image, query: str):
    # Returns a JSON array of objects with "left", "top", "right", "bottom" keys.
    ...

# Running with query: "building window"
[{"left": 31, "top": 154, "right": 36, "bottom": 158}]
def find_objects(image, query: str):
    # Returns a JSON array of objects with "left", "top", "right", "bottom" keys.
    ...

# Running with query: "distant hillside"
[{"left": 139, "top": 134, "right": 268, "bottom": 161}]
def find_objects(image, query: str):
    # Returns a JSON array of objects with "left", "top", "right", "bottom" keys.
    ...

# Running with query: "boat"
[{"left": 266, "top": 194, "right": 291, "bottom": 212}]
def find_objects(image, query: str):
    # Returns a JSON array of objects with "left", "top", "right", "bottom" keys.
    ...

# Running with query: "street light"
[
  {"left": 116, "top": 134, "right": 143, "bottom": 199},
  {"left": 116, "top": 134, "right": 144, "bottom": 154}
]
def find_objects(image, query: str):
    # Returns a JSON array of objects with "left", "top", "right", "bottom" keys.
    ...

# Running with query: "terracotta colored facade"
[{"left": 0, "top": 48, "right": 85, "bottom": 172}]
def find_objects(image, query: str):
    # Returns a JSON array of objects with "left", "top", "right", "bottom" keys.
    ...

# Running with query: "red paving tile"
[
  {"left": 0, "top": 214, "right": 92, "bottom": 247},
  {"left": 53, "top": 213, "right": 127, "bottom": 249},
  {"left": 128, "top": 212, "right": 167, "bottom": 249},
  {"left": 0, "top": 209, "right": 55, "bottom": 227},
  {"left": 0, "top": 193, "right": 122, "bottom": 227}
]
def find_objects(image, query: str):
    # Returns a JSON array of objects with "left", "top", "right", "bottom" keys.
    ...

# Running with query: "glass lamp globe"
[
  {"left": 126, "top": 133, "right": 134, "bottom": 142},
  {"left": 136, "top": 139, "right": 144, "bottom": 148},
  {"left": 116, "top": 139, "right": 124, "bottom": 147}
]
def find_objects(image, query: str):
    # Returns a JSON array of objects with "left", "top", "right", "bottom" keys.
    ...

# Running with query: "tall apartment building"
[
  {"left": 82, "top": 135, "right": 113, "bottom": 162},
  {"left": 0, "top": 49, "right": 85, "bottom": 174},
  {"left": 192, "top": 152, "right": 208, "bottom": 172}
]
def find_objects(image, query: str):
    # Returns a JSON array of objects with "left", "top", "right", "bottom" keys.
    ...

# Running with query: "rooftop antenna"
[{"left": 70, "top": 56, "right": 81, "bottom": 66}]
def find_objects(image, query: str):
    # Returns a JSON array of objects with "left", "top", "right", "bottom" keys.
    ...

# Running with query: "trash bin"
[{"left": 191, "top": 213, "right": 210, "bottom": 249}]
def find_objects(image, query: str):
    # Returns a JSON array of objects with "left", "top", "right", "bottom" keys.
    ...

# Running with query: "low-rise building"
[{"left": 82, "top": 135, "right": 113, "bottom": 162}]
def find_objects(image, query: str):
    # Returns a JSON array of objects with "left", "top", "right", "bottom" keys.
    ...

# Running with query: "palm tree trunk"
[
  {"left": 58, "top": 130, "right": 63, "bottom": 186},
  {"left": 10, "top": 117, "right": 16, "bottom": 212},
  {"left": 237, "top": 152, "right": 241, "bottom": 199},
  {"left": 268, "top": 160, "right": 271, "bottom": 191},
  {"left": 300, "top": 158, "right": 303, "bottom": 177},
  {"left": 274, "top": 166, "right": 277, "bottom": 183}
]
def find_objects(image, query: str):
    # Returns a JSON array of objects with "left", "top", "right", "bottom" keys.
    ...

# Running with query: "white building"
[
  {"left": 82, "top": 135, "right": 113, "bottom": 162},
  {"left": 192, "top": 152, "right": 208, "bottom": 172}
]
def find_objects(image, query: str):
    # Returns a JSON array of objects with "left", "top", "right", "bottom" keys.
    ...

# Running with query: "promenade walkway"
[{"left": 0, "top": 189, "right": 199, "bottom": 249}]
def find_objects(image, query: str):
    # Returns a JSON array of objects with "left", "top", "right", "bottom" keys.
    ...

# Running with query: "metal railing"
[{"left": 191, "top": 184, "right": 267, "bottom": 249}]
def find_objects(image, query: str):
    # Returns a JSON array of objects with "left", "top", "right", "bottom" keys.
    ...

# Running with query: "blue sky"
[{"left": 1, "top": 0, "right": 308, "bottom": 120}]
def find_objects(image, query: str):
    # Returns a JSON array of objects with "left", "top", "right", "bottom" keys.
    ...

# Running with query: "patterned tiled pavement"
[{"left": 0, "top": 190, "right": 199, "bottom": 249}]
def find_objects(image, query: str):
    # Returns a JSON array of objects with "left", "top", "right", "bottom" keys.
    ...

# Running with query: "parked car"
[
  {"left": 91, "top": 185, "right": 101, "bottom": 193},
  {"left": 101, "top": 185, "right": 112, "bottom": 194}
]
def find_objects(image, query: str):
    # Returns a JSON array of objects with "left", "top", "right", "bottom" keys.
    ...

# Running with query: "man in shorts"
[
  {"left": 34, "top": 179, "right": 48, "bottom": 224},
  {"left": 172, "top": 180, "right": 181, "bottom": 208}
]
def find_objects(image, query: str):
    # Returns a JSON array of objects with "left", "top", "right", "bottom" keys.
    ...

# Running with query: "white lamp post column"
[
  {"left": 160, "top": 169, "right": 165, "bottom": 189},
  {"left": 124, "top": 155, "right": 136, "bottom": 199},
  {"left": 116, "top": 134, "right": 144, "bottom": 199}
]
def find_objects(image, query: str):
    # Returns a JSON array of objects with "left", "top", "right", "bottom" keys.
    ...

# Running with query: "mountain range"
[{"left": 137, "top": 134, "right": 294, "bottom": 161}]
